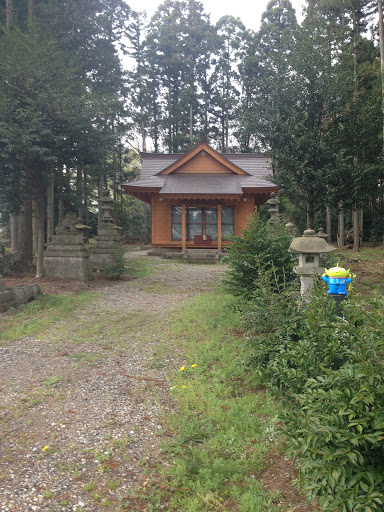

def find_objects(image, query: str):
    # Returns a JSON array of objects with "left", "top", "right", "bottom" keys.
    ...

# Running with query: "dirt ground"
[{"left": 0, "top": 254, "right": 320, "bottom": 512}]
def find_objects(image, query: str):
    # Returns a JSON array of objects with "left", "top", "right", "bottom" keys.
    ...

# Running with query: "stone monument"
[
  {"left": 44, "top": 212, "right": 93, "bottom": 281},
  {"left": 91, "top": 192, "right": 122, "bottom": 268}
]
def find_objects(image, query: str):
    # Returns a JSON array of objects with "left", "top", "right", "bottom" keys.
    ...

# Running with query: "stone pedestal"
[
  {"left": 44, "top": 213, "right": 92, "bottom": 281},
  {"left": 9, "top": 284, "right": 40, "bottom": 304},
  {"left": 0, "top": 278, "right": 40, "bottom": 311},
  {"left": 91, "top": 194, "right": 122, "bottom": 268}
]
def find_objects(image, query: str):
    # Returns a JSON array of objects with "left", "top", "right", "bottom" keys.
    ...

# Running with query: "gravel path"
[{"left": 0, "top": 255, "right": 224, "bottom": 512}]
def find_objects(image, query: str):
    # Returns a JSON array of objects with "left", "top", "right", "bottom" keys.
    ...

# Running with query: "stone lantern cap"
[
  {"left": 289, "top": 229, "right": 336, "bottom": 254},
  {"left": 266, "top": 192, "right": 280, "bottom": 205},
  {"left": 316, "top": 228, "right": 328, "bottom": 239}
]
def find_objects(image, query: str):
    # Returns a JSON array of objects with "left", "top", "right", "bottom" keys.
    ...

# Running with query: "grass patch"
[
  {"left": 129, "top": 290, "right": 281, "bottom": 512},
  {"left": 140, "top": 282, "right": 177, "bottom": 294},
  {"left": 338, "top": 246, "right": 384, "bottom": 295},
  {"left": 0, "top": 292, "right": 94, "bottom": 342},
  {"left": 125, "top": 257, "right": 157, "bottom": 279}
]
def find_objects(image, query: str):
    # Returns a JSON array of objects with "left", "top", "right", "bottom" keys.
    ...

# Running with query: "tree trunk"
[
  {"left": 326, "top": 206, "right": 332, "bottom": 242},
  {"left": 77, "top": 167, "right": 83, "bottom": 218},
  {"left": 168, "top": 87, "right": 172, "bottom": 152},
  {"left": 306, "top": 201, "right": 314, "bottom": 229},
  {"left": 359, "top": 208, "right": 363, "bottom": 246},
  {"left": 377, "top": 0, "right": 384, "bottom": 242},
  {"left": 32, "top": 200, "right": 39, "bottom": 256},
  {"left": 353, "top": 208, "right": 360, "bottom": 251},
  {"left": 36, "top": 191, "right": 45, "bottom": 278},
  {"left": 225, "top": 111, "right": 229, "bottom": 153},
  {"left": 46, "top": 175, "right": 54, "bottom": 242},
  {"left": 338, "top": 202, "right": 345, "bottom": 248},
  {"left": 189, "top": 103, "right": 193, "bottom": 145},
  {"left": 378, "top": 0, "right": 384, "bottom": 144},
  {"left": 10, "top": 213, "right": 19, "bottom": 253},
  {"left": 83, "top": 170, "right": 88, "bottom": 225},
  {"left": 28, "top": 0, "right": 35, "bottom": 22},
  {"left": 98, "top": 176, "right": 105, "bottom": 227},
  {"left": 17, "top": 199, "right": 33, "bottom": 264},
  {"left": 58, "top": 198, "right": 64, "bottom": 222},
  {"left": 141, "top": 120, "right": 146, "bottom": 152},
  {"left": 6, "top": 0, "right": 13, "bottom": 29}
]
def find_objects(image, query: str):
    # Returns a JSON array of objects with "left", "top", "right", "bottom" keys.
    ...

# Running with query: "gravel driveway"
[{"left": 0, "top": 254, "right": 224, "bottom": 511}]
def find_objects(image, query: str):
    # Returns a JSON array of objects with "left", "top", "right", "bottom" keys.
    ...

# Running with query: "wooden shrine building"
[{"left": 122, "top": 142, "right": 278, "bottom": 252}]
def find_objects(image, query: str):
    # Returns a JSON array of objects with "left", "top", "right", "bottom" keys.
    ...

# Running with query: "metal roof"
[
  {"left": 138, "top": 152, "right": 272, "bottom": 178},
  {"left": 124, "top": 150, "right": 276, "bottom": 193},
  {"left": 160, "top": 174, "right": 243, "bottom": 195}
]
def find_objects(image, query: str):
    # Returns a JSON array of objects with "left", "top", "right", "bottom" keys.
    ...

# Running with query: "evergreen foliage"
[
  {"left": 223, "top": 212, "right": 297, "bottom": 300},
  {"left": 243, "top": 281, "right": 384, "bottom": 511}
]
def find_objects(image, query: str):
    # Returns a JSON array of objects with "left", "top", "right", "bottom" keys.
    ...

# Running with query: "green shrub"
[
  {"left": 240, "top": 268, "right": 301, "bottom": 385},
  {"left": 100, "top": 247, "right": 126, "bottom": 279},
  {"left": 244, "top": 282, "right": 384, "bottom": 511},
  {"left": 0, "top": 242, "right": 13, "bottom": 275},
  {"left": 223, "top": 213, "right": 296, "bottom": 299}
]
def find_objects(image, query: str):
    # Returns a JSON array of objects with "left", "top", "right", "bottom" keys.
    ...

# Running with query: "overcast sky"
[{"left": 126, "top": 0, "right": 306, "bottom": 30}]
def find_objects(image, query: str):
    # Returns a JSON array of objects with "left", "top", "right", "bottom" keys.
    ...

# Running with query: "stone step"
[
  {"left": 187, "top": 258, "right": 217, "bottom": 264},
  {"left": 162, "top": 252, "right": 183, "bottom": 259},
  {"left": 185, "top": 249, "right": 217, "bottom": 254}
]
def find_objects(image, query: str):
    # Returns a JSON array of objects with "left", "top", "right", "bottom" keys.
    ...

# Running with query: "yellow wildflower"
[
  {"left": 182, "top": 385, "right": 187, "bottom": 389},
  {"left": 179, "top": 366, "right": 185, "bottom": 371},
  {"left": 191, "top": 364, "right": 197, "bottom": 368},
  {"left": 42, "top": 446, "right": 49, "bottom": 452}
]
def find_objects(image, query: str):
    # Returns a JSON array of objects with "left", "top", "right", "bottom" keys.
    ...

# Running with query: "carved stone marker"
[
  {"left": 91, "top": 193, "right": 122, "bottom": 268},
  {"left": 44, "top": 212, "right": 92, "bottom": 281}
]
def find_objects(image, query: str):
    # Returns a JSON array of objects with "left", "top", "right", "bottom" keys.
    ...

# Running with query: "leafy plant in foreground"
[
  {"left": 244, "top": 279, "right": 384, "bottom": 511},
  {"left": 223, "top": 212, "right": 296, "bottom": 300}
]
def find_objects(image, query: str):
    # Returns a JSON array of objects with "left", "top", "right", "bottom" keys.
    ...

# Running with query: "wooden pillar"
[
  {"left": 218, "top": 204, "right": 222, "bottom": 252},
  {"left": 182, "top": 203, "right": 186, "bottom": 252}
]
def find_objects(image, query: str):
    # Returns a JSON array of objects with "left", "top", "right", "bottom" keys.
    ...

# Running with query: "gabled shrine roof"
[{"left": 122, "top": 142, "right": 276, "bottom": 196}]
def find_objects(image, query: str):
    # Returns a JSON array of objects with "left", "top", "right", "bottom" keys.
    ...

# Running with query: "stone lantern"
[
  {"left": 266, "top": 192, "right": 280, "bottom": 231},
  {"left": 316, "top": 227, "right": 328, "bottom": 240},
  {"left": 289, "top": 229, "right": 336, "bottom": 298},
  {"left": 91, "top": 192, "right": 122, "bottom": 268}
]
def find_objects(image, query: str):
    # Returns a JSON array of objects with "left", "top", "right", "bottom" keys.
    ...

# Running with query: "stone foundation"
[
  {"left": 0, "top": 278, "right": 40, "bottom": 312},
  {"left": 44, "top": 214, "right": 93, "bottom": 281}
]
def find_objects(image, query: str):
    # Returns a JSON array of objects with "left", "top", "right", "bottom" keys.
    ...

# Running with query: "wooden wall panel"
[
  {"left": 236, "top": 197, "right": 255, "bottom": 235},
  {"left": 174, "top": 152, "right": 232, "bottom": 173},
  {"left": 151, "top": 195, "right": 258, "bottom": 247},
  {"left": 152, "top": 197, "right": 171, "bottom": 244}
]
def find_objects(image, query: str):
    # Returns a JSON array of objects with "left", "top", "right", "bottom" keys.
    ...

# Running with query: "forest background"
[{"left": 1, "top": 0, "right": 384, "bottom": 277}]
